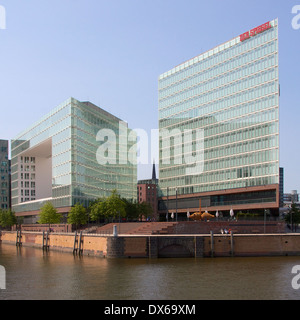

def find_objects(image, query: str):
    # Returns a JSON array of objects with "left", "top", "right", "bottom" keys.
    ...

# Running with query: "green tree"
[
  {"left": 89, "top": 198, "right": 107, "bottom": 222},
  {"left": 106, "top": 190, "right": 126, "bottom": 221},
  {"left": 285, "top": 203, "right": 300, "bottom": 232},
  {"left": 122, "top": 198, "right": 139, "bottom": 221},
  {"left": 67, "top": 203, "right": 88, "bottom": 230},
  {"left": 38, "top": 202, "right": 61, "bottom": 227},
  {"left": 137, "top": 202, "right": 153, "bottom": 221},
  {"left": 0, "top": 209, "right": 17, "bottom": 229}
]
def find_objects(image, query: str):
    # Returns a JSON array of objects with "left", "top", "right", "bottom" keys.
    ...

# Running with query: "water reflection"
[{"left": 0, "top": 244, "right": 300, "bottom": 300}]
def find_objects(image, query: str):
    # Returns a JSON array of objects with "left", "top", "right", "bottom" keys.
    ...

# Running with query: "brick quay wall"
[{"left": 1, "top": 231, "right": 300, "bottom": 258}]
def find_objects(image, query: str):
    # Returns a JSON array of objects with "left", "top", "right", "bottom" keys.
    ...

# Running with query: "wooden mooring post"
[
  {"left": 42, "top": 231, "right": 50, "bottom": 251},
  {"left": 73, "top": 231, "right": 84, "bottom": 255},
  {"left": 210, "top": 231, "right": 214, "bottom": 258},
  {"left": 16, "top": 230, "right": 22, "bottom": 247},
  {"left": 73, "top": 231, "right": 78, "bottom": 254},
  {"left": 230, "top": 232, "right": 234, "bottom": 257}
]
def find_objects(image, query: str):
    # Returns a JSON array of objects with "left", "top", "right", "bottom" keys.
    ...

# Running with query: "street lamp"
[
  {"left": 264, "top": 209, "right": 270, "bottom": 233},
  {"left": 176, "top": 187, "right": 178, "bottom": 222},
  {"left": 166, "top": 187, "right": 169, "bottom": 222},
  {"left": 290, "top": 207, "right": 293, "bottom": 232},
  {"left": 264, "top": 209, "right": 266, "bottom": 233}
]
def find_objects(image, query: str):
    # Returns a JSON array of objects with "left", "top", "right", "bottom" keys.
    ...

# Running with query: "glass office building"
[
  {"left": 158, "top": 19, "right": 279, "bottom": 217},
  {"left": 11, "top": 98, "right": 137, "bottom": 221},
  {"left": 0, "top": 140, "right": 10, "bottom": 210}
]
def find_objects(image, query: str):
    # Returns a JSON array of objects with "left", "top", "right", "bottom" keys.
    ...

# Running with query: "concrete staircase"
[
  {"left": 128, "top": 222, "right": 178, "bottom": 235},
  {"left": 94, "top": 222, "right": 178, "bottom": 235},
  {"left": 88, "top": 220, "right": 286, "bottom": 235}
]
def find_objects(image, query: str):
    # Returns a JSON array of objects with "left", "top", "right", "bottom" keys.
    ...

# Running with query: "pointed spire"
[{"left": 152, "top": 159, "right": 156, "bottom": 181}]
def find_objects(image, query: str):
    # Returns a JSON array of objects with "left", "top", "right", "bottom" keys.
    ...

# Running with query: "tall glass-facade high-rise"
[
  {"left": 158, "top": 19, "right": 279, "bottom": 216},
  {"left": 11, "top": 98, "right": 137, "bottom": 221}
]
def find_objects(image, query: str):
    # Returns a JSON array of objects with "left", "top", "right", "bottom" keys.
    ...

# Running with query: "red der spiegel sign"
[{"left": 240, "top": 21, "right": 272, "bottom": 42}]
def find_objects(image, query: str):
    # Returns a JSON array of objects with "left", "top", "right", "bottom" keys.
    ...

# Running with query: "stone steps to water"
[{"left": 94, "top": 222, "right": 178, "bottom": 235}]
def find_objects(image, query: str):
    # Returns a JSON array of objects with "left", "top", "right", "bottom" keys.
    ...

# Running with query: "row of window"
[
  {"left": 159, "top": 190, "right": 277, "bottom": 210},
  {"left": 20, "top": 198, "right": 35, "bottom": 203},
  {"left": 160, "top": 109, "right": 278, "bottom": 144},
  {"left": 159, "top": 25, "right": 277, "bottom": 88},
  {"left": 20, "top": 189, "right": 35, "bottom": 196},
  {"left": 160, "top": 157, "right": 278, "bottom": 181},
  {"left": 20, "top": 164, "right": 35, "bottom": 172},
  {"left": 19, "top": 157, "right": 36, "bottom": 203},
  {"left": 160, "top": 134, "right": 278, "bottom": 164},
  {"left": 20, "top": 156, "right": 35, "bottom": 163},
  {"left": 138, "top": 192, "right": 156, "bottom": 196},
  {"left": 20, "top": 181, "right": 35, "bottom": 188},
  {"left": 161, "top": 120, "right": 277, "bottom": 148},
  {"left": 159, "top": 73, "right": 277, "bottom": 113},
  {"left": 160, "top": 94, "right": 278, "bottom": 136},
  {"left": 160, "top": 175, "right": 278, "bottom": 197},
  {"left": 138, "top": 185, "right": 156, "bottom": 190},
  {"left": 159, "top": 72, "right": 278, "bottom": 121},
  {"left": 159, "top": 45, "right": 277, "bottom": 101},
  {"left": 20, "top": 173, "right": 35, "bottom": 180}
]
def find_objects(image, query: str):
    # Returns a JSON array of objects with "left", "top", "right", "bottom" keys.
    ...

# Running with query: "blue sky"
[{"left": 0, "top": 0, "right": 299, "bottom": 192}]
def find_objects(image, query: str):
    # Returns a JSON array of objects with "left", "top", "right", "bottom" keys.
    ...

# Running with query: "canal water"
[{"left": 0, "top": 243, "right": 300, "bottom": 300}]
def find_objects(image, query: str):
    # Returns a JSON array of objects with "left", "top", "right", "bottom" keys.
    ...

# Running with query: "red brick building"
[{"left": 137, "top": 164, "right": 158, "bottom": 220}]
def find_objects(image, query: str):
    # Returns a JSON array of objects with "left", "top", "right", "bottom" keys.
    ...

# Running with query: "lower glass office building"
[
  {"left": 11, "top": 98, "right": 137, "bottom": 222},
  {"left": 158, "top": 19, "right": 279, "bottom": 218}
]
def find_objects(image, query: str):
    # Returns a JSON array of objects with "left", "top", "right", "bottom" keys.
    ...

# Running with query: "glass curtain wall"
[
  {"left": 158, "top": 19, "right": 279, "bottom": 197},
  {"left": 11, "top": 98, "right": 137, "bottom": 213}
]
